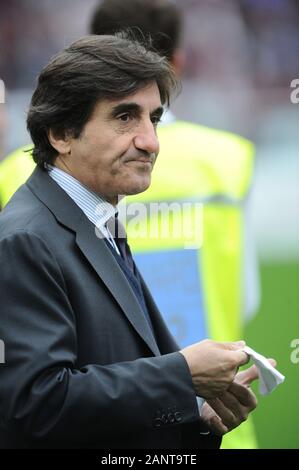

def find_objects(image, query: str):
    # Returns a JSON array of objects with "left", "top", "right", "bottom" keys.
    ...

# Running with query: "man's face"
[{"left": 61, "top": 82, "right": 163, "bottom": 205}]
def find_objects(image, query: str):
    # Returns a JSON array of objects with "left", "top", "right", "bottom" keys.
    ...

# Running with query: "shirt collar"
[{"left": 45, "top": 164, "right": 117, "bottom": 229}]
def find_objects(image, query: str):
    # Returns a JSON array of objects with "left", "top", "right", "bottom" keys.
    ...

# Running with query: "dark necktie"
[{"left": 106, "top": 216, "right": 135, "bottom": 273}]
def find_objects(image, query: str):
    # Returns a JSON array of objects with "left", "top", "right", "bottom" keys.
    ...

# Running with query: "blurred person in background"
[
  {"left": 0, "top": 144, "right": 33, "bottom": 210},
  {"left": 240, "top": 0, "right": 299, "bottom": 88},
  {"left": 90, "top": 0, "right": 259, "bottom": 449}
]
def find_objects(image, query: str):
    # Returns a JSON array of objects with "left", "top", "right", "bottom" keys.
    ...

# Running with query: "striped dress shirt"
[{"left": 46, "top": 164, "right": 120, "bottom": 254}]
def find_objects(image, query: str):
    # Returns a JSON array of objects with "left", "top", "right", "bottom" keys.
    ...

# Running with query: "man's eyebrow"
[
  {"left": 110, "top": 103, "right": 141, "bottom": 117},
  {"left": 110, "top": 103, "right": 164, "bottom": 118},
  {"left": 151, "top": 106, "right": 164, "bottom": 118}
]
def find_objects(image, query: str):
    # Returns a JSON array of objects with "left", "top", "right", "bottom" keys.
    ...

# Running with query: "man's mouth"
[{"left": 125, "top": 158, "right": 153, "bottom": 165}]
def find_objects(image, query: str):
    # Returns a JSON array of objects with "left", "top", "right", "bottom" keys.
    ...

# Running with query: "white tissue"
[{"left": 243, "top": 346, "right": 285, "bottom": 395}]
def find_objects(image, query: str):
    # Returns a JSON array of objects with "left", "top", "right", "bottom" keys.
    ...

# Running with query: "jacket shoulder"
[{"left": 0, "top": 184, "right": 56, "bottom": 241}]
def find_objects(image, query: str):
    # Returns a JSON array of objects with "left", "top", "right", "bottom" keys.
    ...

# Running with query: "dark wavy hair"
[{"left": 27, "top": 33, "right": 179, "bottom": 168}]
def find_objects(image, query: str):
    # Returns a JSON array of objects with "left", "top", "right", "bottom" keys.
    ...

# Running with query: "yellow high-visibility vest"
[
  {"left": 126, "top": 120, "right": 257, "bottom": 448},
  {"left": 0, "top": 145, "right": 35, "bottom": 208}
]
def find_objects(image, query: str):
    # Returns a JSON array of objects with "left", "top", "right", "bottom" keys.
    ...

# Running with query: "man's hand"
[
  {"left": 180, "top": 339, "right": 249, "bottom": 399},
  {"left": 201, "top": 359, "right": 276, "bottom": 435}
]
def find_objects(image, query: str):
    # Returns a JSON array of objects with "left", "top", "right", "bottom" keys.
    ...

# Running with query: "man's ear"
[{"left": 48, "top": 128, "right": 71, "bottom": 155}]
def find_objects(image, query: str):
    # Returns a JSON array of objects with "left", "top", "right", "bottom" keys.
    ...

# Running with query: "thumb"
[
  {"left": 267, "top": 358, "right": 277, "bottom": 368},
  {"left": 236, "top": 358, "right": 277, "bottom": 387},
  {"left": 235, "top": 364, "right": 258, "bottom": 386},
  {"left": 234, "top": 349, "right": 250, "bottom": 366}
]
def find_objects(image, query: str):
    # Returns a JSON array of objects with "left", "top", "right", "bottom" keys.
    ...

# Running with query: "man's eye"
[
  {"left": 118, "top": 114, "right": 131, "bottom": 122},
  {"left": 151, "top": 116, "right": 162, "bottom": 126}
]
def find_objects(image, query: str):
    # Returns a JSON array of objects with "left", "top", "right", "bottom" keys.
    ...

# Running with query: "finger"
[
  {"left": 200, "top": 402, "right": 228, "bottom": 435},
  {"left": 208, "top": 416, "right": 228, "bottom": 436},
  {"left": 228, "top": 382, "right": 258, "bottom": 409},
  {"left": 236, "top": 359, "right": 277, "bottom": 387},
  {"left": 215, "top": 391, "right": 249, "bottom": 426},
  {"left": 207, "top": 397, "right": 239, "bottom": 430},
  {"left": 235, "top": 364, "right": 259, "bottom": 386},
  {"left": 267, "top": 358, "right": 277, "bottom": 368},
  {"left": 232, "top": 349, "right": 250, "bottom": 367}
]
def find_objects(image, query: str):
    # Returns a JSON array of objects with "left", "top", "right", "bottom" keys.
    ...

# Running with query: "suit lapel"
[
  {"left": 27, "top": 167, "right": 160, "bottom": 356},
  {"left": 75, "top": 219, "right": 160, "bottom": 355}
]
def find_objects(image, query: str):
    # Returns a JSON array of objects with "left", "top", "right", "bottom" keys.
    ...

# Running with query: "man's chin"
[{"left": 126, "top": 179, "right": 151, "bottom": 196}]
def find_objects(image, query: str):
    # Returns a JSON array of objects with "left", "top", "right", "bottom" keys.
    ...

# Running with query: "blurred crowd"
[
  {"left": 1, "top": 0, "right": 298, "bottom": 89},
  {"left": 1, "top": 0, "right": 298, "bottom": 142}
]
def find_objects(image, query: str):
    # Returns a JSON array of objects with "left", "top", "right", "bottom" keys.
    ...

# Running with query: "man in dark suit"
[{"left": 0, "top": 34, "right": 257, "bottom": 449}]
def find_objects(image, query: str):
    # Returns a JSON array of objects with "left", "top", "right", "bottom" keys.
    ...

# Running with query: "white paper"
[{"left": 243, "top": 346, "right": 285, "bottom": 395}]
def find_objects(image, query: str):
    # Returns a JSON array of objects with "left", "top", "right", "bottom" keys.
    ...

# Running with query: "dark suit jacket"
[{"left": 0, "top": 167, "right": 220, "bottom": 449}]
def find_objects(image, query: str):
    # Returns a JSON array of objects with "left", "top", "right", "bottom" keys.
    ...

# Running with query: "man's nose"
[{"left": 134, "top": 120, "right": 160, "bottom": 155}]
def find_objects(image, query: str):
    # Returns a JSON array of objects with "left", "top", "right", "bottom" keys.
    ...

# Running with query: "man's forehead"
[{"left": 100, "top": 82, "right": 162, "bottom": 111}]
